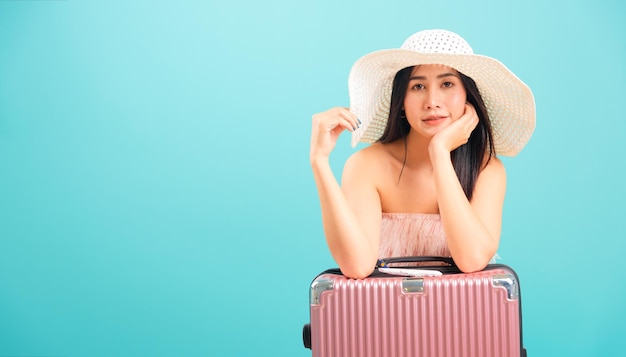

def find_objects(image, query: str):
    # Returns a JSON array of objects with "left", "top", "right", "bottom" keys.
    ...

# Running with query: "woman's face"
[{"left": 403, "top": 64, "right": 467, "bottom": 138}]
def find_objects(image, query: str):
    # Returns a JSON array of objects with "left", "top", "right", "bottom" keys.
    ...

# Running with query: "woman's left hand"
[{"left": 429, "top": 103, "right": 479, "bottom": 155}]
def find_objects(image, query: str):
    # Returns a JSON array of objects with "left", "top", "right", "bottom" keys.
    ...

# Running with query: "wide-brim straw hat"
[{"left": 349, "top": 29, "right": 535, "bottom": 156}]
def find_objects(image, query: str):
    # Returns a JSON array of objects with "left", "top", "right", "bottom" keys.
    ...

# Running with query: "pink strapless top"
[{"left": 378, "top": 212, "right": 451, "bottom": 259}]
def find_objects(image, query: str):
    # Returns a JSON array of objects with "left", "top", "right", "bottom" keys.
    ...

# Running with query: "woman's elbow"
[
  {"left": 454, "top": 253, "right": 492, "bottom": 273},
  {"left": 456, "top": 260, "right": 488, "bottom": 273},
  {"left": 452, "top": 242, "right": 498, "bottom": 273},
  {"left": 339, "top": 261, "right": 376, "bottom": 279}
]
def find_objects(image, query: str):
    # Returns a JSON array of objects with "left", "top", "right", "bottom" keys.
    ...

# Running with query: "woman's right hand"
[{"left": 309, "top": 107, "right": 360, "bottom": 163}]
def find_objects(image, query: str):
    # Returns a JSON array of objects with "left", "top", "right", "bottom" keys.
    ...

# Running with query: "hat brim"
[{"left": 348, "top": 49, "right": 535, "bottom": 156}]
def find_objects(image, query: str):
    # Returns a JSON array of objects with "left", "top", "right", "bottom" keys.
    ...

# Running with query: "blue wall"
[{"left": 1, "top": 0, "right": 624, "bottom": 355}]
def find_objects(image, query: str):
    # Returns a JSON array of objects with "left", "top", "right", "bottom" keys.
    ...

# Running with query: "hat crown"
[{"left": 401, "top": 29, "right": 474, "bottom": 55}]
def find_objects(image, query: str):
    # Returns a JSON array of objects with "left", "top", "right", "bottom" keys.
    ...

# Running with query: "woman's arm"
[
  {"left": 310, "top": 108, "right": 382, "bottom": 279},
  {"left": 430, "top": 150, "right": 505, "bottom": 272},
  {"left": 429, "top": 104, "right": 506, "bottom": 272}
]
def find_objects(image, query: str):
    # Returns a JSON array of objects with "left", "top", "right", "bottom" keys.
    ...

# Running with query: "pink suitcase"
[{"left": 302, "top": 257, "right": 526, "bottom": 357}]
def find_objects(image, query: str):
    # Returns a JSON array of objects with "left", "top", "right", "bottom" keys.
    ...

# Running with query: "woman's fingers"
[
  {"left": 338, "top": 108, "right": 360, "bottom": 131},
  {"left": 314, "top": 107, "right": 359, "bottom": 133},
  {"left": 310, "top": 107, "right": 360, "bottom": 161},
  {"left": 430, "top": 104, "right": 480, "bottom": 153},
  {"left": 460, "top": 103, "right": 479, "bottom": 137}
]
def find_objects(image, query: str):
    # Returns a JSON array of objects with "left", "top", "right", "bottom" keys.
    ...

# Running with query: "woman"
[{"left": 309, "top": 29, "right": 535, "bottom": 279}]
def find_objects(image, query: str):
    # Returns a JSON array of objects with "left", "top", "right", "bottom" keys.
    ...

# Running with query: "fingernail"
[{"left": 357, "top": 118, "right": 362, "bottom": 124}]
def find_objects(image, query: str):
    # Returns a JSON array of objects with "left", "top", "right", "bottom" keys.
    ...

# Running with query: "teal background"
[{"left": 0, "top": 0, "right": 624, "bottom": 356}]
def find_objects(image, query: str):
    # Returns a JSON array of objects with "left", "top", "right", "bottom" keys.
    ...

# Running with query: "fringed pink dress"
[
  {"left": 378, "top": 212, "right": 450, "bottom": 259},
  {"left": 378, "top": 212, "right": 499, "bottom": 262}
]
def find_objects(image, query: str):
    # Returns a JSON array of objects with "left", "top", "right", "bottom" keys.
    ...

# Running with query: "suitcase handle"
[{"left": 377, "top": 256, "right": 455, "bottom": 267}]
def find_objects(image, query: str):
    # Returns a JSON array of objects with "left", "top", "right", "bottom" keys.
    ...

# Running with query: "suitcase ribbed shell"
[{"left": 309, "top": 267, "right": 522, "bottom": 357}]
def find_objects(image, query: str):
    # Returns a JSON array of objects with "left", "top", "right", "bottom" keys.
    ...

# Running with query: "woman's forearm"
[
  {"left": 311, "top": 157, "right": 378, "bottom": 278},
  {"left": 429, "top": 150, "right": 499, "bottom": 272}
]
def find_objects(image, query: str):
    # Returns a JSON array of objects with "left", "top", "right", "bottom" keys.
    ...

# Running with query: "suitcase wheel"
[{"left": 302, "top": 323, "right": 311, "bottom": 349}]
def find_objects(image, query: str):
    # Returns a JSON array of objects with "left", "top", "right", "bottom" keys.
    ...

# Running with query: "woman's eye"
[
  {"left": 442, "top": 81, "right": 453, "bottom": 88},
  {"left": 411, "top": 83, "right": 424, "bottom": 90}
]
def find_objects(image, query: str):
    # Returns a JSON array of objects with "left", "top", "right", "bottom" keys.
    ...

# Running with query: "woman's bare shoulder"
[
  {"left": 341, "top": 144, "right": 397, "bottom": 188},
  {"left": 344, "top": 143, "right": 393, "bottom": 172},
  {"left": 477, "top": 155, "right": 506, "bottom": 186},
  {"left": 483, "top": 155, "right": 506, "bottom": 174}
]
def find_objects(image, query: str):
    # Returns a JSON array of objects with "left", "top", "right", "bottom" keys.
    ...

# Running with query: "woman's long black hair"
[{"left": 378, "top": 66, "right": 495, "bottom": 201}]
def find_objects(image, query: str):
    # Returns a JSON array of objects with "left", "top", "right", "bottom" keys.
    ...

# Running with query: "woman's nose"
[{"left": 424, "top": 89, "right": 442, "bottom": 109}]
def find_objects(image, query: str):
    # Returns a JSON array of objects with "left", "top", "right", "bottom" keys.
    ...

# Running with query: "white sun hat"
[{"left": 349, "top": 29, "right": 535, "bottom": 156}]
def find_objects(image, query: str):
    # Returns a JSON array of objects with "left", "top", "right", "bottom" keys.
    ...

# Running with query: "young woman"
[{"left": 309, "top": 29, "right": 535, "bottom": 279}]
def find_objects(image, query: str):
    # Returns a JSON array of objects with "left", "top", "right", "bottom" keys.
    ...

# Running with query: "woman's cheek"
[{"left": 452, "top": 95, "right": 467, "bottom": 119}]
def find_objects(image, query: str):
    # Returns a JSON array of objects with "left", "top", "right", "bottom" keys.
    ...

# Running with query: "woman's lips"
[{"left": 422, "top": 115, "right": 447, "bottom": 126}]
